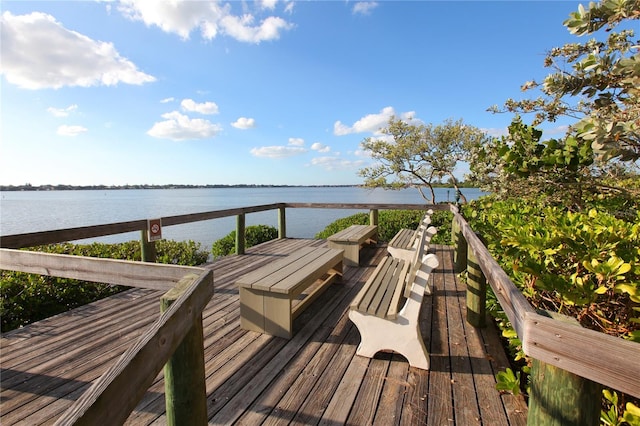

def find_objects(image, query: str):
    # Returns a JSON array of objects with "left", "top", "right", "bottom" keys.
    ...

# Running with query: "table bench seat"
[
  {"left": 327, "top": 224, "right": 377, "bottom": 267},
  {"left": 237, "top": 246, "right": 343, "bottom": 338}
]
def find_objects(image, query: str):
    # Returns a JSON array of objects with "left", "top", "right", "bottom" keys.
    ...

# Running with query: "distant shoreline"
[
  {"left": 1, "top": 183, "right": 473, "bottom": 192},
  {"left": 0, "top": 184, "right": 359, "bottom": 192}
]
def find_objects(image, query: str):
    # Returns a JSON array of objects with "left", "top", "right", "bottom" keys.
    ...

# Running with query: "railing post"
[
  {"left": 466, "top": 245, "right": 486, "bottom": 327},
  {"left": 451, "top": 216, "right": 467, "bottom": 273},
  {"left": 278, "top": 206, "right": 286, "bottom": 239},
  {"left": 369, "top": 209, "right": 378, "bottom": 226},
  {"left": 160, "top": 276, "right": 208, "bottom": 426},
  {"left": 140, "top": 230, "right": 157, "bottom": 262},
  {"left": 236, "top": 213, "right": 245, "bottom": 255},
  {"left": 528, "top": 313, "right": 602, "bottom": 426}
]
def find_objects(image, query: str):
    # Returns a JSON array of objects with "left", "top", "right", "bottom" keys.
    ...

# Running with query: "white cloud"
[
  {"left": 57, "top": 125, "right": 88, "bottom": 136},
  {"left": 311, "top": 156, "right": 365, "bottom": 171},
  {"left": 160, "top": 97, "right": 175, "bottom": 103},
  {"left": 0, "top": 11, "right": 156, "bottom": 90},
  {"left": 220, "top": 14, "right": 293, "bottom": 43},
  {"left": 259, "top": 0, "right": 278, "bottom": 10},
  {"left": 334, "top": 106, "right": 417, "bottom": 136},
  {"left": 480, "top": 127, "right": 509, "bottom": 137},
  {"left": 117, "top": 0, "right": 293, "bottom": 43},
  {"left": 250, "top": 145, "right": 307, "bottom": 158},
  {"left": 284, "top": 1, "right": 295, "bottom": 14},
  {"left": 181, "top": 98, "right": 219, "bottom": 114},
  {"left": 118, "top": 0, "right": 227, "bottom": 40},
  {"left": 288, "top": 137, "right": 304, "bottom": 146},
  {"left": 353, "top": 2, "right": 378, "bottom": 15},
  {"left": 147, "top": 111, "right": 222, "bottom": 141},
  {"left": 231, "top": 117, "right": 256, "bottom": 129},
  {"left": 311, "top": 142, "right": 330, "bottom": 153},
  {"left": 48, "top": 104, "right": 78, "bottom": 118}
]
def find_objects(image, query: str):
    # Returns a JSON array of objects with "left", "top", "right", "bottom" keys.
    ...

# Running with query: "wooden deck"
[{"left": 0, "top": 239, "right": 527, "bottom": 425}]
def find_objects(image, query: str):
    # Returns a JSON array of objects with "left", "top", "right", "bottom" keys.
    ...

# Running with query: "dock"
[{"left": 1, "top": 239, "right": 527, "bottom": 425}]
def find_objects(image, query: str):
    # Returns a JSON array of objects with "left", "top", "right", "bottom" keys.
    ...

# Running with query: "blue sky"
[{"left": 1, "top": 1, "right": 587, "bottom": 186}]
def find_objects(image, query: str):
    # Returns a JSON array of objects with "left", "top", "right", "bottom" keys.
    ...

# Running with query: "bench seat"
[
  {"left": 327, "top": 224, "right": 377, "bottom": 267},
  {"left": 237, "top": 246, "right": 343, "bottom": 339}
]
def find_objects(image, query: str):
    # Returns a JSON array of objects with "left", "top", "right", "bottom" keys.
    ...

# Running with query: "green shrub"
[
  {"left": 0, "top": 240, "right": 209, "bottom": 332},
  {"left": 315, "top": 209, "right": 452, "bottom": 245},
  {"left": 462, "top": 196, "right": 639, "bottom": 339},
  {"left": 211, "top": 224, "right": 278, "bottom": 258},
  {"left": 462, "top": 195, "right": 640, "bottom": 419}
]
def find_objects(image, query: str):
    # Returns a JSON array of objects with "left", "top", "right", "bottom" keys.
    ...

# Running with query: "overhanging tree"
[
  {"left": 358, "top": 117, "right": 489, "bottom": 204},
  {"left": 490, "top": 0, "right": 640, "bottom": 162}
]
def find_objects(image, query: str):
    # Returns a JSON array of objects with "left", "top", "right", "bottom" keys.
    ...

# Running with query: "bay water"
[{"left": 1, "top": 187, "right": 484, "bottom": 250}]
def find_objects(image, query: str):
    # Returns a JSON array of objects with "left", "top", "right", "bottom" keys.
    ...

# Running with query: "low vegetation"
[{"left": 211, "top": 224, "right": 278, "bottom": 258}]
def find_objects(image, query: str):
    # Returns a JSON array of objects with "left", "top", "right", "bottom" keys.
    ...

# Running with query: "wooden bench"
[
  {"left": 348, "top": 228, "right": 439, "bottom": 370},
  {"left": 236, "top": 246, "right": 343, "bottom": 339},
  {"left": 327, "top": 224, "right": 378, "bottom": 267},
  {"left": 388, "top": 225, "right": 438, "bottom": 262},
  {"left": 387, "top": 210, "right": 433, "bottom": 260}
]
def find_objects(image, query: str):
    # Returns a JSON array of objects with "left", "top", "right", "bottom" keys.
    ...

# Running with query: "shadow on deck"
[{"left": 0, "top": 238, "right": 527, "bottom": 425}]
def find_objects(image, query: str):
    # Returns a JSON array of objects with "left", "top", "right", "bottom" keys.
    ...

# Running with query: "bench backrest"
[
  {"left": 411, "top": 212, "right": 433, "bottom": 249},
  {"left": 403, "top": 226, "right": 437, "bottom": 298}
]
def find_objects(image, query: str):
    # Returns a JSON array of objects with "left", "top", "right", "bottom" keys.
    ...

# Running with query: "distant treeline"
[
  {"left": 1, "top": 182, "right": 472, "bottom": 191},
  {"left": 0, "top": 183, "right": 355, "bottom": 191}
]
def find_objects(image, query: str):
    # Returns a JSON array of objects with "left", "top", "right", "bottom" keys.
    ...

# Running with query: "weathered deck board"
[{"left": 0, "top": 239, "right": 527, "bottom": 425}]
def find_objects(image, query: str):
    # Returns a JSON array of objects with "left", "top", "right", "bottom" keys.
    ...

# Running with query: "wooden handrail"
[
  {"left": 450, "top": 207, "right": 640, "bottom": 399},
  {"left": 0, "top": 202, "right": 438, "bottom": 249},
  {"left": 0, "top": 249, "right": 203, "bottom": 290}
]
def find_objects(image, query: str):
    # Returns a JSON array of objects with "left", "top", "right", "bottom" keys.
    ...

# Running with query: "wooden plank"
[
  {"left": 0, "top": 248, "right": 204, "bottom": 290},
  {"left": 291, "top": 269, "right": 341, "bottom": 319},
  {"left": 327, "top": 225, "right": 377, "bottom": 243},
  {"left": 347, "top": 356, "right": 390, "bottom": 424},
  {"left": 453, "top": 269, "right": 511, "bottom": 425},
  {"left": 524, "top": 311, "right": 640, "bottom": 398},
  {"left": 426, "top": 247, "right": 454, "bottom": 425},
  {"left": 369, "top": 258, "right": 401, "bottom": 317},
  {"left": 443, "top": 246, "right": 482, "bottom": 425},
  {"left": 0, "top": 288, "right": 157, "bottom": 368},
  {"left": 381, "top": 259, "right": 410, "bottom": 319},
  {"left": 373, "top": 355, "right": 409, "bottom": 426},
  {"left": 389, "top": 229, "right": 415, "bottom": 249},
  {"left": 352, "top": 256, "right": 394, "bottom": 311},
  {"left": 271, "top": 248, "right": 343, "bottom": 295},
  {"left": 235, "top": 247, "right": 315, "bottom": 289},
  {"left": 0, "top": 301, "right": 159, "bottom": 417},
  {"left": 400, "top": 263, "right": 434, "bottom": 425},
  {"left": 318, "top": 355, "right": 369, "bottom": 425}
]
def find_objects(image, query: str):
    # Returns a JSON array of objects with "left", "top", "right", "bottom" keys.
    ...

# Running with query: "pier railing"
[{"left": 1, "top": 202, "right": 638, "bottom": 425}]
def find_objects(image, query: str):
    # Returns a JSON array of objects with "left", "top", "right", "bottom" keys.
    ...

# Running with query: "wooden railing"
[
  {"left": 0, "top": 248, "right": 214, "bottom": 425},
  {"left": 450, "top": 207, "right": 640, "bottom": 425},
  {"left": 0, "top": 202, "right": 442, "bottom": 253},
  {"left": 1, "top": 201, "right": 638, "bottom": 425}
]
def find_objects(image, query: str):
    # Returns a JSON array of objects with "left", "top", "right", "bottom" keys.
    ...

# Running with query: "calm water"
[{"left": 1, "top": 187, "right": 484, "bottom": 249}]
